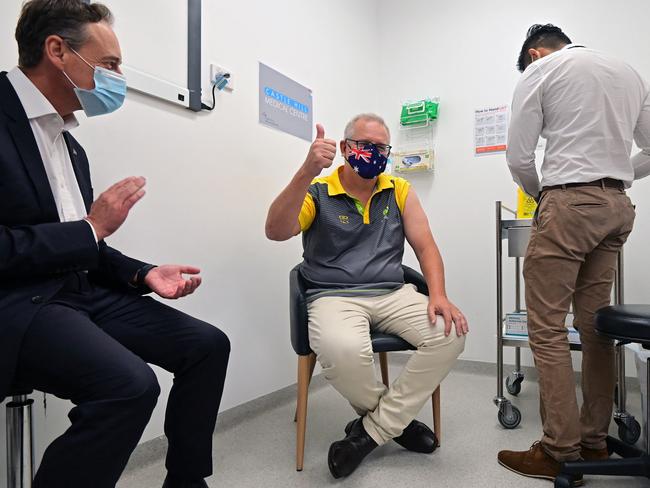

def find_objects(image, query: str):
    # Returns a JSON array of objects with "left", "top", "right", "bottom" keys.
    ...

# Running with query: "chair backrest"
[
  {"left": 403, "top": 265, "right": 429, "bottom": 296},
  {"left": 289, "top": 264, "right": 311, "bottom": 355},
  {"left": 289, "top": 264, "right": 428, "bottom": 355}
]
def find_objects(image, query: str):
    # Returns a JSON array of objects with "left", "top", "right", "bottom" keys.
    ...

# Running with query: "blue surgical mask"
[
  {"left": 345, "top": 144, "right": 388, "bottom": 179},
  {"left": 63, "top": 48, "right": 127, "bottom": 117}
]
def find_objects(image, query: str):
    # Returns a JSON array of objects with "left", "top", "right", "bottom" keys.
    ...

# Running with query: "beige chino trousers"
[{"left": 308, "top": 284, "right": 465, "bottom": 445}]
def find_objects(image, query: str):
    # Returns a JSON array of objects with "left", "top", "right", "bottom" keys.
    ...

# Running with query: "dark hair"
[
  {"left": 15, "top": 0, "right": 113, "bottom": 68},
  {"left": 517, "top": 24, "right": 571, "bottom": 72}
]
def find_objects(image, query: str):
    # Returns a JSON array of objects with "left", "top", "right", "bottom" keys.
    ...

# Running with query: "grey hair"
[{"left": 343, "top": 113, "right": 391, "bottom": 142}]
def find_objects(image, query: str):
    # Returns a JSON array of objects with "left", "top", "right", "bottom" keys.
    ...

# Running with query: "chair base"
[
  {"left": 555, "top": 436, "right": 650, "bottom": 487},
  {"left": 6, "top": 395, "right": 35, "bottom": 488}
]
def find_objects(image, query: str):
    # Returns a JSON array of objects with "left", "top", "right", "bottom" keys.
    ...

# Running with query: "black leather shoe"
[
  {"left": 162, "top": 474, "right": 208, "bottom": 488},
  {"left": 346, "top": 419, "right": 438, "bottom": 454},
  {"left": 329, "top": 418, "right": 378, "bottom": 478},
  {"left": 393, "top": 420, "right": 438, "bottom": 453}
]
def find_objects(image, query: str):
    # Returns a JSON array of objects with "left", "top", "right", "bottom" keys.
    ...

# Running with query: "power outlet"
[{"left": 209, "top": 63, "right": 234, "bottom": 92}]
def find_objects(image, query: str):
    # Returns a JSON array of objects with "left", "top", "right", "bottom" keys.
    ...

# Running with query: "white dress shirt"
[
  {"left": 507, "top": 44, "right": 650, "bottom": 197},
  {"left": 7, "top": 67, "right": 97, "bottom": 241}
]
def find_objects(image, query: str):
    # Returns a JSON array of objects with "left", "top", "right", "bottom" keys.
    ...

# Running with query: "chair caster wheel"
[{"left": 617, "top": 418, "right": 641, "bottom": 445}]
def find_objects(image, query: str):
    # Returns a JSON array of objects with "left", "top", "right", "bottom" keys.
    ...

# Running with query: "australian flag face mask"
[{"left": 345, "top": 143, "right": 388, "bottom": 179}]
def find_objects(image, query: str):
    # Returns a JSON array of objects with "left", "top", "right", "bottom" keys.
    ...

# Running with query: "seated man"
[
  {"left": 1, "top": 1, "right": 229, "bottom": 487},
  {"left": 266, "top": 113, "right": 468, "bottom": 478}
]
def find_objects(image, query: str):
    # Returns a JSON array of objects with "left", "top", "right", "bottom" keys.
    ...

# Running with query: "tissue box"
[
  {"left": 505, "top": 312, "right": 580, "bottom": 344},
  {"left": 505, "top": 313, "right": 528, "bottom": 336},
  {"left": 392, "top": 149, "right": 434, "bottom": 173}
]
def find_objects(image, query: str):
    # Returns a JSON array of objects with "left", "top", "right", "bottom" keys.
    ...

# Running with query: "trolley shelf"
[{"left": 501, "top": 335, "right": 583, "bottom": 352}]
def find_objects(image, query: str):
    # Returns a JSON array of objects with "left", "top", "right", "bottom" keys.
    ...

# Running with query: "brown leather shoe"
[
  {"left": 581, "top": 445, "right": 609, "bottom": 462},
  {"left": 498, "top": 442, "right": 584, "bottom": 486}
]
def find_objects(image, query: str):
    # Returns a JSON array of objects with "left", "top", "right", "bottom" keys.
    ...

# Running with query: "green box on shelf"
[{"left": 400, "top": 99, "right": 439, "bottom": 126}]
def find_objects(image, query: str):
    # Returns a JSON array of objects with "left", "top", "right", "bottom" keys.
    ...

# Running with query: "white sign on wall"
[
  {"left": 259, "top": 63, "right": 313, "bottom": 141},
  {"left": 475, "top": 105, "right": 508, "bottom": 155}
]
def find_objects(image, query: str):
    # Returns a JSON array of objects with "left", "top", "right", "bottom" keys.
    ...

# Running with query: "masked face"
[
  {"left": 63, "top": 47, "right": 127, "bottom": 117},
  {"left": 344, "top": 140, "right": 389, "bottom": 179}
]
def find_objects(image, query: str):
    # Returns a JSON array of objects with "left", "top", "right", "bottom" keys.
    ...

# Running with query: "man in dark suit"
[{"left": 1, "top": 1, "right": 230, "bottom": 487}]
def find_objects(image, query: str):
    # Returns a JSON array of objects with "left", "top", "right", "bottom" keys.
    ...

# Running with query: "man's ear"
[
  {"left": 43, "top": 35, "right": 68, "bottom": 71},
  {"left": 528, "top": 48, "right": 540, "bottom": 63}
]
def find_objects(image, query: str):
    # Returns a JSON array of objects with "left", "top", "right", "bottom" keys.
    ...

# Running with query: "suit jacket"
[{"left": 0, "top": 71, "right": 151, "bottom": 402}]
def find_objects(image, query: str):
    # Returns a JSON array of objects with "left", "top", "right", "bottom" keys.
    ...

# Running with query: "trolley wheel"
[
  {"left": 554, "top": 474, "right": 578, "bottom": 488},
  {"left": 617, "top": 418, "right": 641, "bottom": 445},
  {"left": 498, "top": 405, "right": 522, "bottom": 429},
  {"left": 506, "top": 375, "right": 523, "bottom": 396}
]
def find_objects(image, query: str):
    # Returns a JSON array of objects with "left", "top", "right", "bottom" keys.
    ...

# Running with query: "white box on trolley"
[{"left": 505, "top": 312, "right": 581, "bottom": 344}]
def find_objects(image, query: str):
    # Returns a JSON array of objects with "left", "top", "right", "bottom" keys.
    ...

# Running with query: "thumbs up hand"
[{"left": 303, "top": 123, "right": 337, "bottom": 178}]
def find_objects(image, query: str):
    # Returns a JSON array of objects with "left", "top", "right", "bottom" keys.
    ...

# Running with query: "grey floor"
[{"left": 117, "top": 359, "right": 650, "bottom": 488}]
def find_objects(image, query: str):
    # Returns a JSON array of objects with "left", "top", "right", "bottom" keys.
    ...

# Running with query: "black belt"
[{"left": 542, "top": 178, "right": 624, "bottom": 192}]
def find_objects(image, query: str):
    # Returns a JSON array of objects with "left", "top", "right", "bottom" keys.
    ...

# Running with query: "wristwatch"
[{"left": 135, "top": 264, "right": 157, "bottom": 288}]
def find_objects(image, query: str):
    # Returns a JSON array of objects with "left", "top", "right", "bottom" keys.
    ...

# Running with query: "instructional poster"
[{"left": 474, "top": 105, "right": 508, "bottom": 155}]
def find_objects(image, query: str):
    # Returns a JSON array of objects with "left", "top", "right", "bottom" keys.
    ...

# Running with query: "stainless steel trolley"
[{"left": 494, "top": 201, "right": 641, "bottom": 444}]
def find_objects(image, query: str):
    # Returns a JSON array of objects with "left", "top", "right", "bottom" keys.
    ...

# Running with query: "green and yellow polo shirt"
[{"left": 299, "top": 166, "right": 411, "bottom": 301}]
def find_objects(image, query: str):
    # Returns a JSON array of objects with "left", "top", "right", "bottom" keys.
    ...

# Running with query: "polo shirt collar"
[{"left": 326, "top": 166, "right": 394, "bottom": 197}]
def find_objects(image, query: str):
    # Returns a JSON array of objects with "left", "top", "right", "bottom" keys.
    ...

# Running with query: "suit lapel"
[
  {"left": 7, "top": 115, "right": 59, "bottom": 221},
  {"left": 63, "top": 132, "right": 93, "bottom": 211},
  {"left": 1, "top": 72, "right": 59, "bottom": 221}
]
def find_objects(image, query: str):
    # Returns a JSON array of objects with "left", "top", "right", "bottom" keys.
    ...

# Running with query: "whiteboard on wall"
[
  {"left": 109, "top": 0, "right": 187, "bottom": 86},
  {"left": 105, "top": 0, "right": 202, "bottom": 110}
]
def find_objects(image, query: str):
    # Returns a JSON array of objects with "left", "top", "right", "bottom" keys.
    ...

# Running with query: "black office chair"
[
  {"left": 290, "top": 263, "right": 441, "bottom": 471},
  {"left": 5, "top": 386, "right": 35, "bottom": 488},
  {"left": 555, "top": 305, "right": 650, "bottom": 487}
]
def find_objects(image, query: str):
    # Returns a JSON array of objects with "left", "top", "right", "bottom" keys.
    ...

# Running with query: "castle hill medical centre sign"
[{"left": 259, "top": 62, "right": 313, "bottom": 141}]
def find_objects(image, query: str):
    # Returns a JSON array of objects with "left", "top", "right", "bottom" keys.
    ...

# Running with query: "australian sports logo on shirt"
[{"left": 337, "top": 204, "right": 391, "bottom": 229}]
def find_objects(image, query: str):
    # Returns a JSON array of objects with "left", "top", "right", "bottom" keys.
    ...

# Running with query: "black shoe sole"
[{"left": 497, "top": 459, "right": 584, "bottom": 487}]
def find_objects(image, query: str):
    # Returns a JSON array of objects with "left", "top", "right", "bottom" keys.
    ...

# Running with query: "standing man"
[
  {"left": 1, "top": 2, "right": 230, "bottom": 487},
  {"left": 266, "top": 114, "right": 467, "bottom": 478},
  {"left": 499, "top": 24, "right": 650, "bottom": 484}
]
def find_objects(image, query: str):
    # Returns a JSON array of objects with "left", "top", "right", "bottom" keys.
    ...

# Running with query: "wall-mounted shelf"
[{"left": 391, "top": 99, "right": 439, "bottom": 175}]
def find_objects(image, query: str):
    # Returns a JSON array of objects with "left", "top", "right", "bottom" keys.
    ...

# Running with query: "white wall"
[
  {"left": 1, "top": 0, "right": 650, "bottom": 480},
  {"left": 376, "top": 0, "right": 650, "bottom": 371}
]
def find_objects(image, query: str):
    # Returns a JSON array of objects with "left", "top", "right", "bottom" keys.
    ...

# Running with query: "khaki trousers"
[
  {"left": 307, "top": 284, "right": 465, "bottom": 445},
  {"left": 524, "top": 185, "right": 636, "bottom": 461}
]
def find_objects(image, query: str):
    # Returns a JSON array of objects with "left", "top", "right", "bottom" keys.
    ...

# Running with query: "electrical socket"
[{"left": 209, "top": 63, "right": 234, "bottom": 92}]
